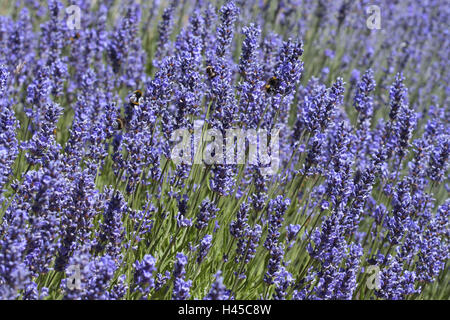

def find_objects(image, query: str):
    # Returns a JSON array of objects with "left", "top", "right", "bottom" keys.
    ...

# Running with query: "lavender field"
[{"left": 0, "top": 0, "right": 448, "bottom": 300}]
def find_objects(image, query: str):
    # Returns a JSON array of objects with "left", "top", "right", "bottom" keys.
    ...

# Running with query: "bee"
[
  {"left": 265, "top": 76, "right": 280, "bottom": 94},
  {"left": 129, "top": 89, "right": 144, "bottom": 106},
  {"left": 69, "top": 32, "right": 81, "bottom": 42},
  {"left": 112, "top": 117, "right": 125, "bottom": 131},
  {"left": 400, "top": 40, "right": 409, "bottom": 52},
  {"left": 206, "top": 65, "right": 217, "bottom": 79}
]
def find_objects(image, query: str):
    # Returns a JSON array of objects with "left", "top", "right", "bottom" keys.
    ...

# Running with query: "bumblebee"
[
  {"left": 206, "top": 65, "right": 217, "bottom": 78},
  {"left": 69, "top": 32, "right": 81, "bottom": 42},
  {"left": 265, "top": 76, "right": 280, "bottom": 94},
  {"left": 400, "top": 40, "right": 409, "bottom": 52},
  {"left": 129, "top": 89, "right": 143, "bottom": 106},
  {"left": 112, "top": 117, "right": 125, "bottom": 131}
]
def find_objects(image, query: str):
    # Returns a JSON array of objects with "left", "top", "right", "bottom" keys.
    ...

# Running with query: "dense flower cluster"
[{"left": 0, "top": 0, "right": 447, "bottom": 300}]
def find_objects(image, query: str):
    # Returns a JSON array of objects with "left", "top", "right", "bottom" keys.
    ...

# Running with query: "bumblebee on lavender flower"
[
  {"left": 265, "top": 76, "right": 280, "bottom": 94},
  {"left": 206, "top": 65, "right": 217, "bottom": 78},
  {"left": 112, "top": 117, "right": 125, "bottom": 131},
  {"left": 113, "top": 90, "right": 144, "bottom": 131},
  {"left": 129, "top": 89, "right": 144, "bottom": 106},
  {"left": 69, "top": 32, "right": 81, "bottom": 42},
  {"left": 112, "top": 90, "right": 144, "bottom": 131}
]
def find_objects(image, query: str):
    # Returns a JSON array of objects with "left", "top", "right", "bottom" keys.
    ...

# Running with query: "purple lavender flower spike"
[
  {"left": 197, "top": 234, "right": 213, "bottom": 264},
  {"left": 204, "top": 271, "right": 231, "bottom": 300},
  {"left": 133, "top": 254, "right": 157, "bottom": 295},
  {"left": 172, "top": 252, "right": 192, "bottom": 300}
]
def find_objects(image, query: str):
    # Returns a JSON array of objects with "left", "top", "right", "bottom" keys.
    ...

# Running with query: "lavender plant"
[{"left": 0, "top": 0, "right": 448, "bottom": 300}]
